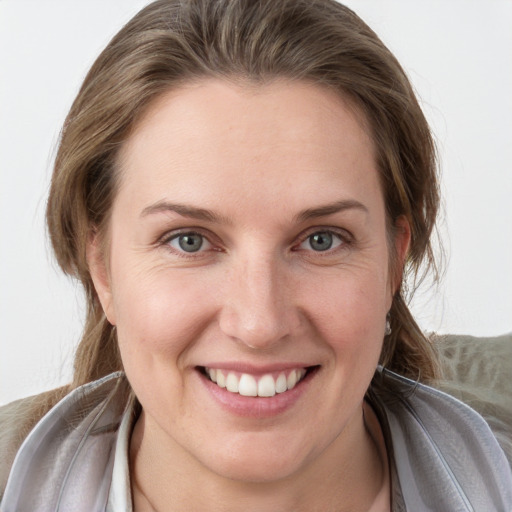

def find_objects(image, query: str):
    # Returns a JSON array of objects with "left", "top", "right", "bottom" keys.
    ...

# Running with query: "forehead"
[{"left": 115, "top": 79, "right": 381, "bottom": 216}]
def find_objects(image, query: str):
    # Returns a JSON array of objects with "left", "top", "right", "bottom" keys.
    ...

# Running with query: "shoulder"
[
  {"left": 0, "top": 387, "right": 68, "bottom": 499},
  {"left": 1, "top": 373, "right": 130, "bottom": 508},
  {"left": 0, "top": 396, "right": 34, "bottom": 494},
  {"left": 372, "top": 368, "right": 512, "bottom": 510}
]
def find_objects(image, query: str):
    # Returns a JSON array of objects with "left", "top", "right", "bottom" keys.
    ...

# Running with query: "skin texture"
[{"left": 88, "top": 79, "right": 410, "bottom": 511}]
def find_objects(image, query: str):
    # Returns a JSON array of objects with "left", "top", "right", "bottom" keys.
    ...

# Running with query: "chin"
[{"left": 196, "top": 432, "right": 316, "bottom": 484}]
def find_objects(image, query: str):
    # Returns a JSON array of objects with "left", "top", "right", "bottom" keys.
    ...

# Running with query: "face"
[{"left": 90, "top": 79, "right": 409, "bottom": 483}]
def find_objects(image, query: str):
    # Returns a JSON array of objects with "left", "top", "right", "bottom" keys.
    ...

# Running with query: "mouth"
[{"left": 198, "top": 366, "right": 319, "bottom": 398}]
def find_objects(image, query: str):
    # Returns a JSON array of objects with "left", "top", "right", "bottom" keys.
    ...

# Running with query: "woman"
[{"left": 1, "top": 0, "right": 511, "bottom": 510}]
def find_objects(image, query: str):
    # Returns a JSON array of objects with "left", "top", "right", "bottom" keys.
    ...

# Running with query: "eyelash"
[
  {"left": 292, "top": 227, "right": 354, "bottom": 257},
  {"left": 158, "top": 226, "right": 353, "bottom": 259},
  {"left": 158, "top": 228, "right": 218, "bottom": 259}
]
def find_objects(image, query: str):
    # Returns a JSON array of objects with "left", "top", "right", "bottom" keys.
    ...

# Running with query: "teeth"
[
  {"left": 257, "top": 374, "right": 276, "bottom": 397},
  {"left": 239, "top": 374, "right": 258, "bottom": 396},
  {"left": 216, "top": 370, "right": 226, "bottom": 388},
  {"left": 287, "top": 370, "right": 298, "bottom": 390},
  {"left": 226, "top": 372, "right": 239, "bottom": 393},
  {"left": 275, "top": 373, "right": 287, "bottom": 393},
  {"left": 205, "top": 367, "right": 309, "bottom": 397}
]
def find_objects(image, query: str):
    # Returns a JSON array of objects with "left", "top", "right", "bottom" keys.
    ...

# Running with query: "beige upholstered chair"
[{"left": 435, "top": 332, "right": 512, "bottom": 468}]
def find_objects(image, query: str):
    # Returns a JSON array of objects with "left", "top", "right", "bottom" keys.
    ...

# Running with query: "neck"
[{"left": 130, "top": 403, "right": 389, "bottom": 512}]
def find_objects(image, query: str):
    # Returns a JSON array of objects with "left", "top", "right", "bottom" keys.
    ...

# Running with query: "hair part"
[{"left": 46, "top": 0, "right": 442, "bottom": 395}]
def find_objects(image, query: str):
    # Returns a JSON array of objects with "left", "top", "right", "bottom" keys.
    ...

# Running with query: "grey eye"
[
  {"left": 308, "top": 232, "right": 333, "bottom": 251},
  {"left": 171, "top": 233, "right": 205, "bottom": 252}
]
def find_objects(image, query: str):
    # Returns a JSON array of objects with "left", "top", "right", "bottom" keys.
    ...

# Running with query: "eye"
[
  {"left": 168, "top": 232, "right": 212, "bottom": 253},
  {"left": 299, "top": 231, "right": 345, "bottom": 252}
]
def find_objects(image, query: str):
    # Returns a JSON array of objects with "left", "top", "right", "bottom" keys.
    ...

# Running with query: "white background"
[{"left": 1, "top": 0, "right": 511, "bottom": 405}]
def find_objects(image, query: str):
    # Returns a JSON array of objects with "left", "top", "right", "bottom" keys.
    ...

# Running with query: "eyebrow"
[
  {"left": 141, "top": 200, "right": 230, "bottom": 223},
  {"left": 294, "top": 199, "right": 368, "bottom": 223},
  {"left": 141, "top": 198, "right": 368, "bottom": 223}
]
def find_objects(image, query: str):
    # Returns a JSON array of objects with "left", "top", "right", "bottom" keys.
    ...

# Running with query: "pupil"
[
  {"left": 310, "top": 232, "right": 332, "bottom": 251},
  {"left": 179, "top": 234, "right": 203, "bottom": 252}
]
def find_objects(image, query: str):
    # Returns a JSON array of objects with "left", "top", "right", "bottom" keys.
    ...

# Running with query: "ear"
[
  {"left": 86, "top": 231, "right": 117, "bottom": 325},
  {"left": 391, "top": 215, "right": 411, "bottom": 294}
]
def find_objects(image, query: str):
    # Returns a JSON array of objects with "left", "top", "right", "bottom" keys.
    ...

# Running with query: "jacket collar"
[{"left": 2, "top": 372, "right": 131, "bottom": 511}]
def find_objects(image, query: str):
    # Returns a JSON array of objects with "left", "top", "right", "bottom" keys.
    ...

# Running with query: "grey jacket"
[{"left": 1, "top": 370, "right": 511, "bottom": 511}]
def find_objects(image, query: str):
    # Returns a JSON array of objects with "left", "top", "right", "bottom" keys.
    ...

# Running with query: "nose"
[{"left": 218, "top": 254, "right": 301, "bottom": 350}]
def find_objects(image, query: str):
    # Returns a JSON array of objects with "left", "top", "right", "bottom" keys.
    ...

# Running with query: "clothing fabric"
[
  {"left": 104, "top": 390, "right": 407, "bottom": 511},
  {"left": 1, "top": 369, "right": 511, "bottom": 511},
  {"left": 106, "top": 394, "right": 134, "bottom": 512}
]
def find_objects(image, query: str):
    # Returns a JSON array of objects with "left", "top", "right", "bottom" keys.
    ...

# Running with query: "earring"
[{"left": 385, "top": 315, "right": 392, "bottom": 336}]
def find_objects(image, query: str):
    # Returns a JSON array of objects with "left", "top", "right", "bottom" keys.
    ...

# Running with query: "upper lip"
[{"left": 197, "top": 362, "right": 318, "bottom": 375}]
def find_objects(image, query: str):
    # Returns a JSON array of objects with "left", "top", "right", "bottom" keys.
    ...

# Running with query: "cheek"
[
  {"left": 111, "top": 268, "right": 220, "bottom": 420},
  {"left": 111, "top": 266, "right": 217, "bottom": 361},
  {"left": 303, "top": 266, "right": 389, "bottom": 356}
]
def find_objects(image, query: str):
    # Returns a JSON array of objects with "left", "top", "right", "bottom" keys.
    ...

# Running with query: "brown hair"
[{"left": 46, "top": 0, "right": 441, "bottom": 394}]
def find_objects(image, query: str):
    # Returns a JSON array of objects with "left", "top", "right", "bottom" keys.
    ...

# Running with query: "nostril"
[{"left": 217, "top": 284, "right": 301, "bottom": 350}]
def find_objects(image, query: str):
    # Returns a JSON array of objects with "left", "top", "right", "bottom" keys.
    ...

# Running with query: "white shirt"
[{"left": 107, "top": 397, "right": 135, "bottom": 511}]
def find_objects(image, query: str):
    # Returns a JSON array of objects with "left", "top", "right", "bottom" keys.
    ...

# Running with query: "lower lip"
[{"left": 197, "top": 369, "right": 316, "bottom": 418}]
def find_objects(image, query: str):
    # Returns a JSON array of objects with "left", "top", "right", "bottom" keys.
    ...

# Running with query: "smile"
[{"left": 202, "top": 367, "right": 310, "bottom": 397}]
